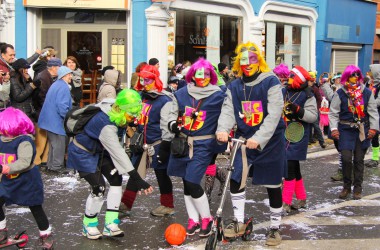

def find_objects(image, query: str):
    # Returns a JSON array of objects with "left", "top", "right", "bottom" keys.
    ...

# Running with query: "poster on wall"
[{"left": 167, "top": 11, "right": 176, "bottom": 70}]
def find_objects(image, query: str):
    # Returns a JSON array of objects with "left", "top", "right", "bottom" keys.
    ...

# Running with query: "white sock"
[
  {"left": 107, "top": 186, "right": 122, "bottom": 210},
  {"left": 270, "top": 207, "right": 282, "bottom": 229},
  {"left": 85, "top": 194, "right": 104, "bottom": 217},
  {"left": 39, "top": 226, "right": 52, "bottom": 236},
  {"left": 231, "top": 191, "right": 246, "bottom": 223},
  {"left": 0, "top": 219, "right": 6, "bottom": 229},
  {"left": 184, "top": 195, "right": 199, "bottom": 223},
  {"left": 192, "top": 193, "right": 211, "bottom": 219}
]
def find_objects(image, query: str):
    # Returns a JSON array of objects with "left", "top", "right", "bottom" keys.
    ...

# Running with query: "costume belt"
[
  {"left": 339, "top": 120, "right": 367, "bottom": 142},
  {"left": 137, "top": 140, "right": 161, "bottom": 178},
  {"left": 182, "top": 133, "right": 215, "bottom": 159},
  {"left": 238, "top": 136, "right": 249, "bottom": 190}
]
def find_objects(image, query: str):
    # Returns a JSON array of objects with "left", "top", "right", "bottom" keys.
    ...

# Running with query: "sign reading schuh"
[{"left": 23, "top": 0, "right": 130, "bottom": 10}]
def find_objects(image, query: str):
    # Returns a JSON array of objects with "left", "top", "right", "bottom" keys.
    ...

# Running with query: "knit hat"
[
  {"left": 47, "top": 58, "right": 62, "bottom": 67},
  {"left": 288, "top": 66, "right": 311, "bottom": 89},
  {"left": 168, "top": 76, "right": 179, "bottom": 84},
  {"left": 12, "top": 58, "right": 30, "bottom": 71},
  {"left": 218, "top": 62, "right": 227, "bottom": 73},
  {"left": 148, "top": 58, "right": 159, "bottom": 66},
  {"left": 57, "top": 66, "right": 73, "bottom": 79}
]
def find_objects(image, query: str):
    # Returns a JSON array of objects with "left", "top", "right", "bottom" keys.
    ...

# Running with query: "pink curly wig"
[
  {"left": 135, "top": 65, "right": 163, "bottom": 92},
  {"left": 341, "top": 65, "right": 363, "bottom": 84},
  {"left": 0, "top": 107, "right": 35, "bottom": 137},
  {"left": 185, "top": 58, "right": 218, "bottom": 85},
  {"left": 273, "top": 63, "right": 290, "bottom": 79}
]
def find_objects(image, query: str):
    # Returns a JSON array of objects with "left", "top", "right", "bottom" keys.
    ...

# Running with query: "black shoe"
[{"left": 320, "top": 142, "right": 327, "bottom": 149}]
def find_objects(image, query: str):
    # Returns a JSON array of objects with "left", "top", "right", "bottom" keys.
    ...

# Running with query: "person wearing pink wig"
[
  {"left": 167, "top": 58, "right": 226, "bottom": 237},
  {"left": 329, "top": 65, "right": 379, "bottom": 200},
  {"left": 0, "top": 107, "right": 53, "bottom": 249},
  {"left": 273, "top": 63, "right": 290, "bottom": 86}
]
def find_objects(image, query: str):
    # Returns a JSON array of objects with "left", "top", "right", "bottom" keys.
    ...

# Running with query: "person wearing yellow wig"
[{"left": 216, "top": 41, "right": 286, "bottom": 246}]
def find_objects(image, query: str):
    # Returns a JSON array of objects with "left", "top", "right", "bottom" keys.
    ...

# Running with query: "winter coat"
[
  {"left": 9, "top": 71, "right": 36, "bottom": 121},
  {"left": 97, "top": 69, "right": 119, "bottom": 102}
]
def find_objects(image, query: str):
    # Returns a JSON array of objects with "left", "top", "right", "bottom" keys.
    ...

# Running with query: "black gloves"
[
  {"left": 128, "top": 119, "right": 138, "bottom": 127},
  {"left": 284, "top": 103, "right": 305, "bottom": 120},
  {"left": 168, "top": 121, "right": 181, "bottom": 134},
  {"left": 33, "top": 79, "right": 41, "bottom": 88},
  {"left": 157, "top": 140, "right": 171, "bottom": 164},
  {"left": 128, "top": 169, "right": 151, "bottom": 190},
  {"left": 0, "top": 165, "right": 2, "bottom": 173}
]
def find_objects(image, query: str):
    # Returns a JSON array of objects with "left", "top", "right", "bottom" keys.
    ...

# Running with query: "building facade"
[{"left": 0, "top": 0, "right": 377, "bottom": 86}]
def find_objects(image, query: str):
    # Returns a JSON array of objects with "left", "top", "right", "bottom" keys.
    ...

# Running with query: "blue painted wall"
[
  {"left": 132, "top": 0, "right": 151, "bottom": 70},
  {"left": 15, "top": 0, "right": 27, "bottom": 58},
  {"left": 316, "top": 0, "right": 376, "bottom": 74}
]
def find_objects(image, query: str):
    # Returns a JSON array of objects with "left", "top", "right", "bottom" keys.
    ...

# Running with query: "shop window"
[
  {"left": 173, "top": 9, "right": 240, "bottom": 68},
  {"left": 266, "top": 22, "right": 310, "bottom": 70}
]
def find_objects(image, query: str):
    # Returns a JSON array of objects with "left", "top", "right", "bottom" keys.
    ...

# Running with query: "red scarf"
[{"left": 344, "top": 82, "right": 365, "bottom": 119}]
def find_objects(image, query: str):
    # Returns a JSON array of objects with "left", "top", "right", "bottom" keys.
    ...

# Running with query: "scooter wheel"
[
  {"left": 16, "top": 233, "right": 28, "bottom": 248},
  {"left": 205, "top": 232, "right": 217, "bottom": 250}
]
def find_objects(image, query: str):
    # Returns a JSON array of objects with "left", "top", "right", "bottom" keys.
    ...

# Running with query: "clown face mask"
[
  {"left": 193, "top": 67, "right": 211, "bottom": 87},
  {"left": 140, "top": 77, "right": 156, "bottom": 91},
  {"left": 240, "top": 49, "right": 259, "bottom": 77},
  {"left": 348, "top": 72, "right": 360, "bottom": 85}
]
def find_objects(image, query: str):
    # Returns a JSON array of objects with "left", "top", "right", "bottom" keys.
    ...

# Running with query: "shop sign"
[
  {"left": 23, "top": 0, "right": 130, "bottom": 10},
  {"left": 189, "top": 28, "right": 223, "bottom": 49}
]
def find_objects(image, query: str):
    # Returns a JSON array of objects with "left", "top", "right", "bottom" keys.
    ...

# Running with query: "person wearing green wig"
[{"left": 66, "top": 89, "right": 153, "bottom": 240}]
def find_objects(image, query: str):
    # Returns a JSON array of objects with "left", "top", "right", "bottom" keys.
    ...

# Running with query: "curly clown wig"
[
  {"left": 232, "top": 41, "right": 270, "bottom": 77},
  {"left": 108, "top": 89, "right": 142, "bottom": 127},
  {"left": 135, "top": 65, "right": 163, "bottom": 92},
  {"left": 0, "top": 107, "right": 35, "bottom": 137},
  {"left": 341, "top": 65, "right": 363, "bottom": 84},
  {"left": 273, "top": 63, "right": 290, "bottom": 79},
  {"left": 185, "top": 58, "right": 218, "bottom": 85}
]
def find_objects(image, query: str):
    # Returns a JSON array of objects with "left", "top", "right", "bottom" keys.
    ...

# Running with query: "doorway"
[{"left": 67, "top": 31, "right": 102, "bottom": 74}]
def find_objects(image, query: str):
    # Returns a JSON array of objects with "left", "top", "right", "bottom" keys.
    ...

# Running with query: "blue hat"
[
  {"left": 57, "top": 66, "right": 73, "bottom": 79},
  {"left": 47, "top": 58, "right": 62, "bottom": 67}
]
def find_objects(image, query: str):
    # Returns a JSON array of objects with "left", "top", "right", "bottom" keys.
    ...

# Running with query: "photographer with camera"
[{"left": 9, "top": 58, "right": 40, "bottom": 121}]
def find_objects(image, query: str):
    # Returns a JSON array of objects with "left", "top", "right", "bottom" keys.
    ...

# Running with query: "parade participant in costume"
[
  {"left": 0, "top": 107, "right": 53, "bottom": 249},
  {"left": 216, "top": 41, "right": 286, "bottom": 246},
  {"left": 120, "top": 65, "right": 175, "bottom": 217},
  {"left": 319, "top": 97, "right": 330, "bottom": 134},
  {"left": 365, "top": 64, "right": 380, "bottom": 168},
  {"left": 67, "top": 89, "right": 153, "bottom": 240},
  {"left": 329, "top": 65, "right": 379, "bottom": 200},
  {"left": 273, "top": 63, "right": 290, "bottom": 86},
  {"left": 320, "top": 73, "right": 344, "bottom": 181},
  {"left": 282, "top": 66, "right": 317, "bottom": 213},
  {"left": 167, "top": 58, "right": 226, "bottom": 237}
]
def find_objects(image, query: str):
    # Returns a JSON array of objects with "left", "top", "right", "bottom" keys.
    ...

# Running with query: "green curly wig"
[{"left": 108, "top": 89, "right": 142, "bottom": 126}]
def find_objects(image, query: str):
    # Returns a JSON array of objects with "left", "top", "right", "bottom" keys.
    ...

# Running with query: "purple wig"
[
  {"left": 0, "top": 107, "right": 35, "bottom": 137},
  {"left": 185, "top": 58, "right": 218, "bottom": 85},
  {"left": 273, "top": 63, "right": 290, "bottom": 79},
  {"left": 341, "top": 65, "right": 363, "bottom": 84}
]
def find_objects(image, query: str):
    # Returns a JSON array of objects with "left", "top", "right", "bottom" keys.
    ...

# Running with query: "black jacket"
[{"left": 10, "top": 71, "right": 36, "bottom": 121}]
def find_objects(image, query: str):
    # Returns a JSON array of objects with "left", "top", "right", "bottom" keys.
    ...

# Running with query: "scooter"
[
  {"left": 0, "top": 231, "right": 28, "bottom": 249},
  {"left": 205, "top": 138, "right": 253, "bottom": 250}
]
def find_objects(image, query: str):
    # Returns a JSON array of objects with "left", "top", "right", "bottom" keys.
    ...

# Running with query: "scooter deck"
[{"left": 0, "top": 238, "right": 27, "bottom": 249}]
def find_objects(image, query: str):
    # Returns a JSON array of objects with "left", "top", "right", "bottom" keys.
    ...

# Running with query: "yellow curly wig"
[{"left": 232, "top": 41, "right": 270, "bottom": 77}]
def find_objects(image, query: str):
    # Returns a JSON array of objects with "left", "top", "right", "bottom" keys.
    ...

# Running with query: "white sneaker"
[
  {"left": 103, "top": 223, "right": 124, "bottom": 237},
  {"left": 82, "top": 224, "right": 102, "bottom": 240}
]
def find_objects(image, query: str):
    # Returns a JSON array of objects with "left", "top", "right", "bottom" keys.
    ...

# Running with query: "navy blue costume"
[
  {"left": 228, "top": 77, "right": 287, "bottom": 185},
  {"left": 167, "top": 86, "right": 226, "bottom": 184},
  {"left": 0, "top": 136, "right": 42, "bottom": 206}
]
